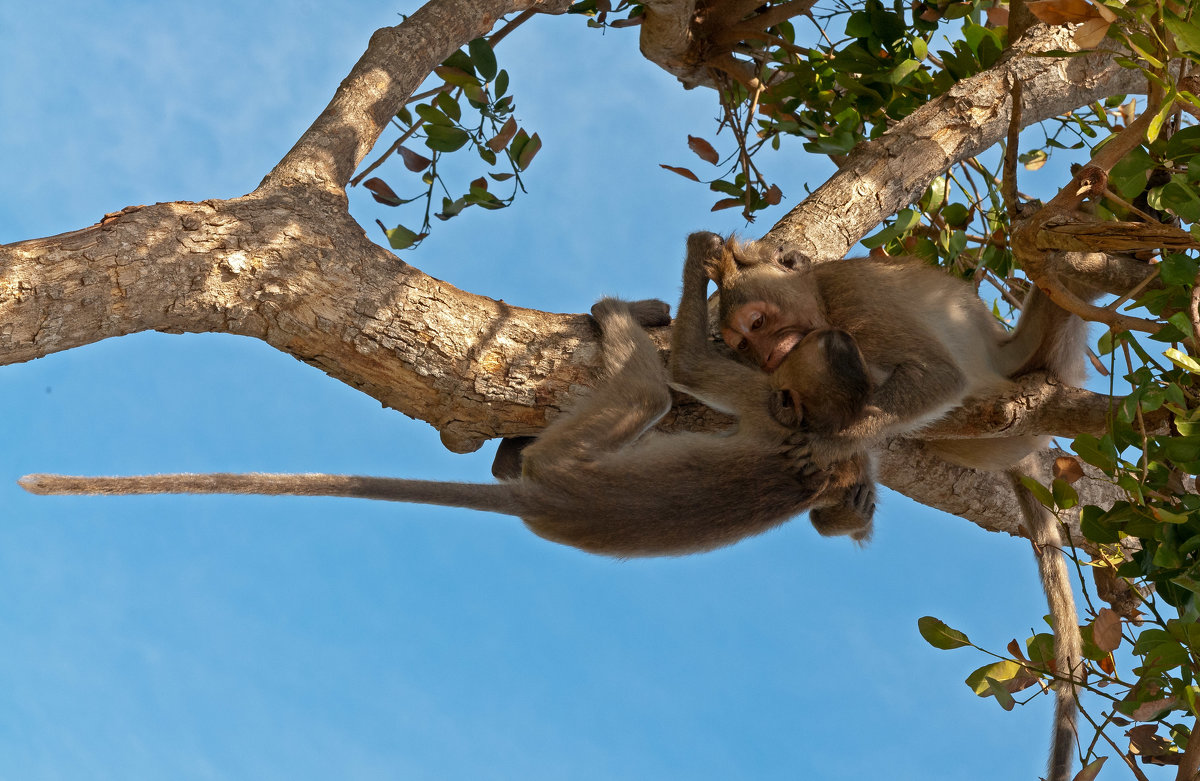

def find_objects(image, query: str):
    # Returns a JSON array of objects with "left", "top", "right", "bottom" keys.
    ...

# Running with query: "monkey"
[
  {"left": 21, "top": 232, "right": 880, "bottom": 555},
  {"left": 708, "top": 234, "right": 1089, "bottom": 781}
]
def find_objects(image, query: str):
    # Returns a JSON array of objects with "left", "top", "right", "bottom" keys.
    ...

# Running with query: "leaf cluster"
[{"left": 360, "top": 36, "right": 541, "bottom": 250}]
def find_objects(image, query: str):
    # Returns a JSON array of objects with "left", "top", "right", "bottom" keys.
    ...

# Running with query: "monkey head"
[
  {"left": 707, "top": 238, "right": 828, "bottom": 370},
  {"left": 767, "top": 328, "right": 871, "bottom": 435}
]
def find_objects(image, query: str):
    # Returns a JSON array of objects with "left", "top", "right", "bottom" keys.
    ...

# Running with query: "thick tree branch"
[
  {"left": 877, "top": 441, "right": 1122, "bottom": 539},
  {"left": 0, "top": 4, "right": 1160, "bottom": 537},
  {"left": 763, "top": 26, "right": 1148, "bottom": 259}
]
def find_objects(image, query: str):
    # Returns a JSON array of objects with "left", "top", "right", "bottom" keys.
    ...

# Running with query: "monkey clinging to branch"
[
  {"left": 22, "top": 232, "right": 880, "bottom": 554},
  {"left": 709, "top": 234, "right": 1092, "bottom": 781}
]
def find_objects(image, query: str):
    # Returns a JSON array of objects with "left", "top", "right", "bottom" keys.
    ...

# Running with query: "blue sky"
[{"left": 0, "top": 3, "right": 1114, "bottom": 779}]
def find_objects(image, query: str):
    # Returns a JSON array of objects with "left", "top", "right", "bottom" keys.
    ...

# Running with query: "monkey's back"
[
  {"left": 815, "top": 257, "right": 1012, "bottom": 401},
  {"left": 515, "top": 430, "right": 832, "bottom": 557}
]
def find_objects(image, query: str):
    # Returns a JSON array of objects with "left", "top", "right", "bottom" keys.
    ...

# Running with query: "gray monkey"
[{"left": 22, "top": 232, "right": 880, "bottom": 553}]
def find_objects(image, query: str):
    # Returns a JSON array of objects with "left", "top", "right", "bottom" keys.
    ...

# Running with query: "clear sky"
[{"left": 0, "top": 3, "right": 1120, "bottom": 780}]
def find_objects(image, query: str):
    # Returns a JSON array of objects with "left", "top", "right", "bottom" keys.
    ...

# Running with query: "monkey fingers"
[
  {"left": 626, "top": 299, "right": 672, "bottom": 328},
  {"left": 781, "top": 432, "right": 820, "bottom": 478}
]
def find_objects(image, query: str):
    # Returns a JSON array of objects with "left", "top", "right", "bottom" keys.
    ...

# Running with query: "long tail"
[
  {"left": 1008, "top": 462, "right": 1081, "bottom": 781},
  {"left": 19, "top": 472, "right": 523, "bottom": 516}
]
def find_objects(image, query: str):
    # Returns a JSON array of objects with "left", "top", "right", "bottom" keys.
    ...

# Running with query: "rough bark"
[
  {"left": 763, "top": 27, "right": 1147, "bottom": 260},
  {"left": 0, "top": 5, "right": 1163, "bottom": 528}
]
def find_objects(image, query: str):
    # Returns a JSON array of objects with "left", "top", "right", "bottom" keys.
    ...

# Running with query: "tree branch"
[
  {"left": 763, "top": 27, "right": 1148, "bottom": 259},
  {"left": 261, "top": 0, "right": 572, "bottom": 192}
]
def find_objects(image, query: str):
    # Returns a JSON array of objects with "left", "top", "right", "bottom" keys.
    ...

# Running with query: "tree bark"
[{"left": 0, "top": 5, "right": 1159, "bottom": 527}]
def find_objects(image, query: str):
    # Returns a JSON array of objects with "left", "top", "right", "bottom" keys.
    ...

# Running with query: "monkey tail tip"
[{"left": 19, "top": 474, "right": 93, "bottom": 495}]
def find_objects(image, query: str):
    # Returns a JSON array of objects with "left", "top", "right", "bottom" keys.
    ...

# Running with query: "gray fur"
[
  {"left": 21, "top": 232, "right": 877, "bottom": 555},
  {"left": 712, "top": 238, "right": 1092, "bottom": 781}
]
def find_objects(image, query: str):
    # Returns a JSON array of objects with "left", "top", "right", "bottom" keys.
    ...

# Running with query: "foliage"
[
  {"left": 366, "top": 1, "right": 1200, "bottom": 769},
  {"left": 905, "top": 0, "right": 1200, "bottom": 774},
  {"left": 358, "top": 33, "right": 541, "bottom": 249}
]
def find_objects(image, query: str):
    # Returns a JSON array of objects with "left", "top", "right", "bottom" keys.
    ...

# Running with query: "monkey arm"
[
  {"left": 670, "top": 232, "right": 768, "bottom": 414},
  {"left": 829, "top": 355, "right": 968, "bottom": 451}
]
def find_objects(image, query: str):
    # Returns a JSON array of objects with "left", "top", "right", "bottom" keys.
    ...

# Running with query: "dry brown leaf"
[
  {"left": 1127, "top": 724, "right": 1178, "bottom": 764},
  {"left": 688, "top": 135, "right": 720, "bottom": 166},
  {"left": 660, "top": 164, "right": 700, "bottom": 182},
  {"left": 1092, "top": 607, "right": 1122, "bottom": 652},
  {"left": 985, "top": 6, "right": 1010, "bottom": 25},
  {"left": 1073, "top": 18, "right": 1111, "bottom": 49},
  {"left": 1027, "top": 0, "right": 1100, "bottom": 24},
  {"left": 1131, "top": 697, "right": 1178, "bottom": 722},
  {"left": 1054, "top": 456, "right": 1085, "bottom": 484}
]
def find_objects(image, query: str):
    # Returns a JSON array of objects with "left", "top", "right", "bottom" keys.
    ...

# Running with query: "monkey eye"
[
  {"left": 736, "top": 338, "right": 749, "bottom": 352},
  {"left": 749, "top": 313, "right": 764, "bottom": 331}
]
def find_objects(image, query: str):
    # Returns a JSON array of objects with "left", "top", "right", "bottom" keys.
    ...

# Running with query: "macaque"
[
  {"left": 708, "top": 235, "right": 1090, "bottom": 781},
  {"left": 22, "top": 232, "right": 879, "bottom": 554}
]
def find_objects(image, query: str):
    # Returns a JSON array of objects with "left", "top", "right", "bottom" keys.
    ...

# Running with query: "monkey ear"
[{"left": 772, "top": 247, "right": 811, "bottom": 272}]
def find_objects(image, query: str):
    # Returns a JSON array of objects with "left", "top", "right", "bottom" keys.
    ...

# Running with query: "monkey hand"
[
  {"left": 685, "top": 231, "right": 726, "bottom": 280},
  {"left": 626, "top": 299, "right": 671, "bottom": 328},
  {"left": 589, "top": 298, "right": 671, "bottom": 333},
  {"left": 781, "top": 432, "right": 821, "bottom": 480}
]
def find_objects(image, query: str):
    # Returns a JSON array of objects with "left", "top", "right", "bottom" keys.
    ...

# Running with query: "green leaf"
[
  {"left": 494, "top": 69, "right": 510, "bottom": 99},
  {"left": 941, "top": 202, "right": 970, "bottom": 228},
  {"left": 434, "top": 66, "right": 479, "bottom": 90},
  {"left": 468, "top": 38, "right": 498, "bottom": 82},
  {"left": 844, "top": 11, "right": 873, "bottom": 38},
  {"left": 1051, "top": 479, "right": 1078, "bottom": 511},
  {"left": 381, "top": 223, "right": 424, "bottom": 249},
  {"left": 888, "top": 58, "right": 921, "bottom": 84},
  {"left": 435, "top": 92, "right": 462, "bottom": 122},
  {"left": 1165, "top": 348, "right": 1200, "bottom": 374},
  {"left": 441, "top": 49, "right": 475, "bottom": 76},
  {"left": 965, "top": 660, "right": 1022, "bottom": 696},
  {"left": 1148, "top": 94, "right": 1177, "bottom": 144},
  {"left": 1081, "top": 504, "right": 1120, "bottom": 544},
  {"left": 918, "top": 616, "right": 971, "bottom": 650},
  {"left": 1159, "top": 253, "right": 1200, "bottom": 287},
  {"left": 1019, "top": 475, "right": 1055, "bottom": 510},
  {"left": 424, "top": 124, "right": 470, "bottom": 152},
  {"left": 414, "top": 103, "right": 452, "bottom": 126},
  {"left": 1166, "top": 15, "right": 1200, "bottom": 55}
]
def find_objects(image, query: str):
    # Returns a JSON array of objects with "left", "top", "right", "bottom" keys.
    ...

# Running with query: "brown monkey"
[
  {"left": 21, "top": 232, "right": 878, "bottom": 554},
  {"left": 710, "top": 236, "right": 1088, "bottom": 781}
]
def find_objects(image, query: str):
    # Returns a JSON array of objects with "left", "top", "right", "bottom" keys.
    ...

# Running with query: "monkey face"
[
  {"left": 721, "top": 293, "right": 825, "bottom": 370},
  {"left": 767, "top": 329, "right": 871, "bottom": 434}
]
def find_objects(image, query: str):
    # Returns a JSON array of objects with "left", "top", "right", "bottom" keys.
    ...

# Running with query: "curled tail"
[
  {"left": 1009, "top": 461, "right": 1081, "bottom": 781},
  {"left": 19, "top": 472, "right": 523, "bottom": 516}
]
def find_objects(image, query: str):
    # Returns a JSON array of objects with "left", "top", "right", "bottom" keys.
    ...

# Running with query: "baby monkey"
[{"left": 22, "top": 232, "right": 878, "bottom": 555}]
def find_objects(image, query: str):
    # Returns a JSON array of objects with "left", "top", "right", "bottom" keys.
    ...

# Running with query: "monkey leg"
[
  {"left": 522, "top": 299, "right": 672, "bottom": 473},
  {"left": 491, "top": 436, "right": 537, "bottom": 480}
]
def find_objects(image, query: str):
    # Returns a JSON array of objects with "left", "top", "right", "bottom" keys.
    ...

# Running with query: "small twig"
[
  {"left": 350, "top": 120, "right": 426, "bottom": 187},
  {"left": 1002, "top": 77, "right": 1023, "bottom": 217},
  {"left": 1106, "top": 267, "right": 1160, "bottom": 313},
  {"left": 1102, "top": 185, "right": 1165, "bottom": 224},
  {"left": 983, "top": 270, "right": 1026, "bottom": 309}
]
